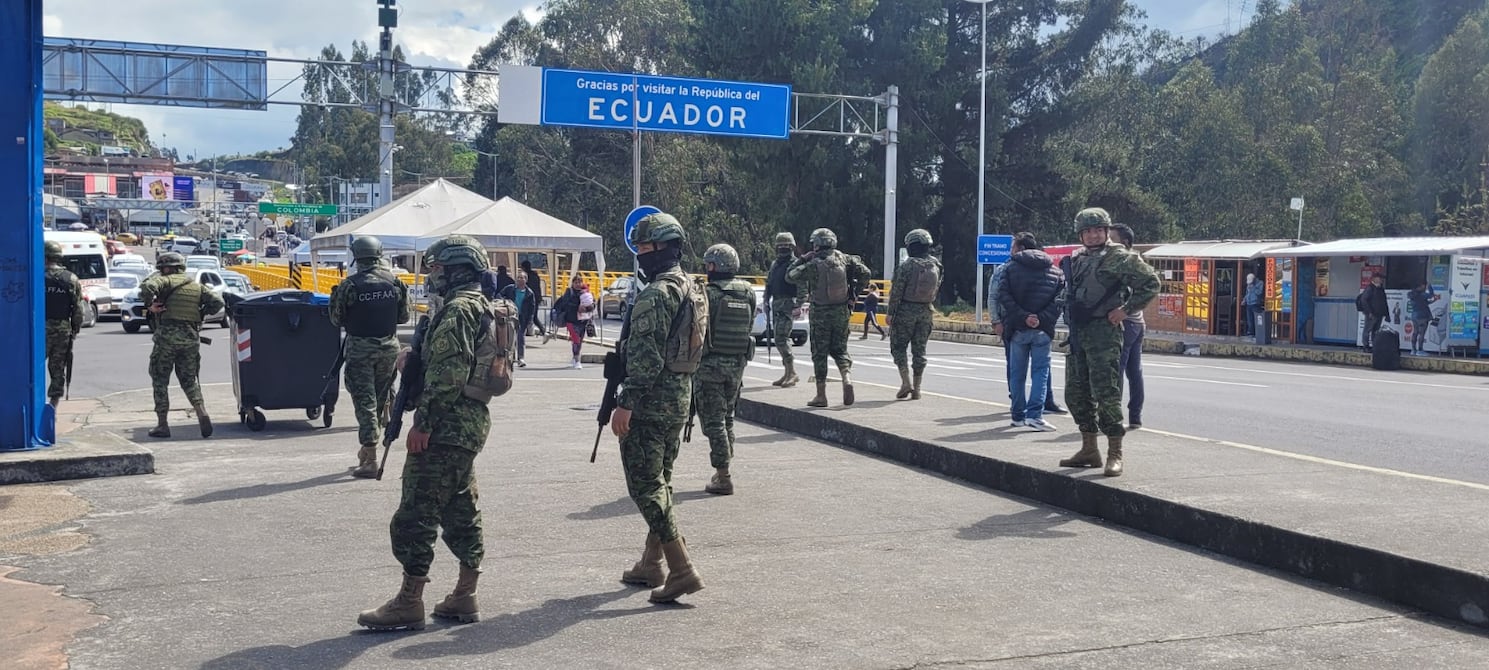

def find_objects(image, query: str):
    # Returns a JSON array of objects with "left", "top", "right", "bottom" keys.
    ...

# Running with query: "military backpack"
[
  {"left": 901, "top": 257, "right": 941, "bottom": 304},
  {"left": 462, "top": 296, "right": 520, "bottom": 403},
  {"left": 811, "top": 252, "right": 852, "bottom": 305},
  {"left": 657, "top": 272, "right": 709, "bottom": 373}
]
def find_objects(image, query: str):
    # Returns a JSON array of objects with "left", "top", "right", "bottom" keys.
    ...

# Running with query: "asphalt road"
[
  {"left": 68, "top": 316, "right": 237, "bottom": 400},
  {"left": 748, "top": 335, "right": 1489, "bottom": 485}
]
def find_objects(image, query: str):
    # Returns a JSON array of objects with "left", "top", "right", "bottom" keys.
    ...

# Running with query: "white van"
[{"left": 43, "top": 230, "right": 112, "bottom": 328}]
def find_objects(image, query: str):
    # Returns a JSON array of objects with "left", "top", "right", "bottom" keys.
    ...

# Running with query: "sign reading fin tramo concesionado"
[{"left": 522, "top": 67, "right": 792, "bottom": 140}]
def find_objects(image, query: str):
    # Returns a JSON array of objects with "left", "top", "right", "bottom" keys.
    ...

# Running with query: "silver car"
[{"left": 120, "top": 269, "right": 231, "bottom": 334}]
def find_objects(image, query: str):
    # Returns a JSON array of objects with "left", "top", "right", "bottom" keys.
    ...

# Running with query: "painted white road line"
[
  {"left": 743, "top": 375, "right": 1489, "bottom": 493},
  {"left": 1145, "top": 375, "right": 1267, "bottom": 388}
]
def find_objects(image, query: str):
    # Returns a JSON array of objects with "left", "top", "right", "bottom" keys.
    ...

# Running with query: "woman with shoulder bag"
[{"left": 560, "top": 276, "right": 597, "bottom": 369}]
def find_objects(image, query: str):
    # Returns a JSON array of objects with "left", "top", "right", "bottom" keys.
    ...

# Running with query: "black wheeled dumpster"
[{"left": 228, "top": 289, "right": 341, "bottom": 431}]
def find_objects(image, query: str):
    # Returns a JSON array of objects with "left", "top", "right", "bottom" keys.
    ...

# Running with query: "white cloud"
[{"left": 43, "top": 0, "right": 533, "bottom": 157}]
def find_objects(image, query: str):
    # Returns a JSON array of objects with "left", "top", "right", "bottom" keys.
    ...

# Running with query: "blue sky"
[{"left": 42, "top": 0, "right": 1255, "bottom": 160}]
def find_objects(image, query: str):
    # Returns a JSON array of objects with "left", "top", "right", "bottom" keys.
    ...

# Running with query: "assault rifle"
[
  {"left": 682, "top": 394, "right": 697, "bottom": 443},
  {"left": 319, "top": 336, "right": 348, "bottom": 413},
  {"left": 592, "top": 300, "right": 634, "bottom": 463},
  {"left": 379, "top": 314, "right": 430, "bottom": 480},
  {"left": 765, "top": 300, "right": 773, "bottom": 364},
  {"left": 64, "top": 332, "right": 75, "bottom": 400}
]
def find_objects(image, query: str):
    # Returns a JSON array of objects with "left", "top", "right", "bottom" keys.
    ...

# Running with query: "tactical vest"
[
  {"left": 1067, "top": 247, "right": 1126, "bottom": 325},
  {"left": 161, "top": 276, "right": 205, "bottom": 324},
  {"left": 811, "top": 252, "right": 851, "bottom": 305},
  {"left": 901, "top": 257, "right": 941, "bottom": 304},
  {"left": 44, "top": 270, "right": 76, "bottom": 321},
  {"left": 656, "top": 271, "right": 709, "bottom": 373},
  {"left": 705, "top": 279, "right": 755, "bottom": 357},
  {"left": 766, "top": 258, "right": 794, "bottom": 299},
  {"left": 342, "top": 269, "right": 401, "bottom": 337}
]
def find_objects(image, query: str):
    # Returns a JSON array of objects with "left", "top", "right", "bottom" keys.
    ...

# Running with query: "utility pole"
[
  {"left": 375, "top": 0, "right": 398, "bottom": 209},
  {"left": 967, "top": 0, "right": 993, "bottom": 324}
]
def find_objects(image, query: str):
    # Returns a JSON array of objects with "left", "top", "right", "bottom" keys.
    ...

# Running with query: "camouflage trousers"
[
  {"left": 344, "top": 335, "right": 399, "bottom": 447},
  {"left": 1064, "top": 320, "right": 1125, "bottom": 437},
  {"left": 770, "top": 303, "right": 795, "bottom": 366},
  {"left": 695, "top": 355, "right": 745, "bottom": 469},
  {"left": 620, "top": 416, "right": 685, "bottom": 543},
  {"left": 149, "top": 320, "right": 204, "bottom": 413},
  {"left": 45, "top": 320, "right": 74, "bottom": 401},
  {"left": 390, "top": 443, "right": 483, "bottom": 577},
  {"left": 808, "top": 303, "right": 853, "bottom": 380},
  {"left": 889, "top": 303, "right": 933, "bottom": 373}
]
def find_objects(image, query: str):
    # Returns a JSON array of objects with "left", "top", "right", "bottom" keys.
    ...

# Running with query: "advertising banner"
[
  {"left": 140, "top": 174, "right": 174, "bottom": 201},
  {"left": 173, "top": 175, "right": 194, "bottom": 202},
  {"left": 1449, "top": 255, "right": 1484, "bottom": 348}
]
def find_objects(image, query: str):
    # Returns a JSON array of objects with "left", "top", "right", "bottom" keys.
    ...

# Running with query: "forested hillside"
[{"left": 286, "top": 0, "right": 1489, "bottom": 302}]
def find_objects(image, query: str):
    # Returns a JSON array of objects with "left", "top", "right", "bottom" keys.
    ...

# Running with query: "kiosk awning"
[
  {"left": 1261, "top": 236, "right": 1489, "bottom": 257},
  {"left": 1144, "top": 240, "right": 1299, "bottom": 260}
]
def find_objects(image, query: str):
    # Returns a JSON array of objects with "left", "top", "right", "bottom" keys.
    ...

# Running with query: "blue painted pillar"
[{"left": 0, "top": 0, "right": 54, "bottom": 450}]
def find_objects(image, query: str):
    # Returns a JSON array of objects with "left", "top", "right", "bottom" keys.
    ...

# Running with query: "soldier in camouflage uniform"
[
  {"left": 330, "top": 236, "right": 411, "bottom": 478},
  {"left": 138, "top": 252, "right": 224, "bottom": 439},
  {"left": 764, "top": 232, "right": 803, "bottom": 387},
  {"left": 695, "top": 243, "right": 756, "bottom": 496},
  {"left": 889, "top": 229, "right": 942, "bottom": 401},
  {"left": 788, "top": 228, "right": 872, "bottom": 408},
  {"left": 359, "top": 235, "right": 492, "bottom": 631},
  {"left": 1058, "top": 208, "right": 1160, "bottom": 477},
  {"left": 612, "top": 212, "right": 707, "bottom": 604},
  {"left": 43, "top": 241, "right": 84, "bottom": 407}
]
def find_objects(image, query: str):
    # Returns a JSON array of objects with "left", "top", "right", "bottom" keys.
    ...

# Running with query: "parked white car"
[
  {"left": 101, "top": 274, "right": 141, "bottom": 320},
  {"left": 120, "top": 269, "right": 231, "bottom": 334},
  {"left": 186, "top": 255, "right": 222, "bottom": 271},
  {"left": 751, "top": 287, "right": 809, "bottom": 347}
]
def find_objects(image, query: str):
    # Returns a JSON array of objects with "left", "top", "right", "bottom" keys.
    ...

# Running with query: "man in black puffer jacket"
[{"left": 996, "top": 233, "right": 1065, "bottom": 432}]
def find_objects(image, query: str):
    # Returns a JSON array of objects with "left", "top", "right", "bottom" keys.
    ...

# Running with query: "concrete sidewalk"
[
  {"left": 736, "top": 373, "right": 1489, "bottom": 631},
  {"left": 6, "top": 345, "right": 1489, "bottom": 667}
]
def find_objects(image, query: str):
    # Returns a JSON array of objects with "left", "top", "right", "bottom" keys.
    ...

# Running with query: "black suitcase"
[{"left": 1371, "top": 329, "right": 1401, "bottom": 370}]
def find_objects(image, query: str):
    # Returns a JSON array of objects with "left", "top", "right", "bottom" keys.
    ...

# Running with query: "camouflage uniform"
[
  {"left": 788, "top": 230, "right": 871, "bottom": 407},
  {"left": 43, "top": 259, "right": 84, "bottom": 404},
  {"left": 889, "top": 230, "right": 942, "bottom": 400},
  {"left": 619, "top": 266, "right": 695, "bottom": 541},
  {"left": 360, "top": 234, "right": 492, "bottom": 632},
  {"left": 138, "top": 266, "right": 224, "bottom": 438},
  {"left": 329, "top": 252, "right": 411, "bottom": 475},
  {"left": 615, "top": 212, "right": 706, "bottom": 604},
  {"left": 764, "top": 233, "right": 803, "bottom": 386},
  {"left": 695, "top": 246, "right": 756, "bottom": 495},
  {"left": 1059, "top": 208, "right": 1159, "bottom": 477}
]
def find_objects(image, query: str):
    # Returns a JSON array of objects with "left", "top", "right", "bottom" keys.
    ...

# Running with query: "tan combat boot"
[
  {"left": 1104, "top": 435, "right": 1124, "bottom": 477},
  {"left": 705, "top": 468, "right": 733, "bottom": 495},
  {"left": 193, "top": 403, "right": 213, "bottom": 438},
  {"left": 352, "top": 446, "right": 379, "bottom": 479},
  {"left": 807, "top": 380, "right": 829, "bottom": 408},
  {"left": 621, "top": 532, "right": 665, "bottom": 588},
  {"left": 1059, "top": 433, "right": 1104, "bottom": 469},
  {"left": 841, "top": 371, "right": 855, "bottom": 406},
  {"left": 911, "top": 373, "right": 924, "bottom": 400},
  {"left": 431, "top": 564, "right": 481, "bottom": 623},
  {"left": 649, "top": 537, "right": 704, "bottom": 603},
  {"left": 357, "top": 573, "right": 429, "bottom": 631},
  {"left": 896, "top": 367, "right": 913, "bottom": 400},
  {"left": 778, "top": 362, "right": 799, "bottom": 388},
  {"left": 148, "top": 411, "right": 171, "bottom": 439}
]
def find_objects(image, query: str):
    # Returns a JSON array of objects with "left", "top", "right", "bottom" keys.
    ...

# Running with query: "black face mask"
[
  {"left": 636, "top": 246, "right": 682, "bottom": 282},
  {"left": 907, "top": 242, "right": 930, "bottom": 258},
  {"left": 707, "top": 271, "right": 734, "bottom": 282},
  {"left": 776, "top": 247, "right": 793, "bottom": 259}
]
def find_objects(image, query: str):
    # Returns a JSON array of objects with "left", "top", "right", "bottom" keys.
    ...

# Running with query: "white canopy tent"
[
  {"left": 418, "top": 197, "right": 611, "bottom": 338},
  {"left": 309, "top": 179, "right": 493, "bottom": 254}
]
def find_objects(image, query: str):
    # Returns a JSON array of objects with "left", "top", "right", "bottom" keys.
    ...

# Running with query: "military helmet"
[
  {"left": 44, "top": 240, "right": 63, "bottom": 261},
  {"left": 350, "top": 235, "right": 383, "bottom": 260},
  {"left": 629, "top": 212, "right": 685, "bottom": 249},
  {"left": 423, "top": 234, "right": 489, "bottom": 271},
  {"left": 1074, "top": 207, "right": 1113, "bottom": 233},
  {"left": 904, "top": 228, "right": 934, "bottom": 247},
  {"left": 773, "top": 232, "right": 796, "bottom": 248},
  {"left": 156, "top": 251, "right": 186, "bottom": 269},
  {"left": 809, "top": 227, "right": 838, "bottom": 249},
  {"left": 703, "top": 244, "right": 741, "bottom": 273}
]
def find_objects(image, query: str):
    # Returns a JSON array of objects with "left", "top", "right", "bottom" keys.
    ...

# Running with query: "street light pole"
[{"left": 968, "top": 0, "right": 991, "bottom": 326}]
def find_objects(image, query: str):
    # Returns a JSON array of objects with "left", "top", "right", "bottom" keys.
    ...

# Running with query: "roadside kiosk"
[
  {"left": 1262, "top": 236, "right": 1489, "bottom": 355},
  {"left": 1140, "top": 240, "right": 1301, "bottom": 338}
]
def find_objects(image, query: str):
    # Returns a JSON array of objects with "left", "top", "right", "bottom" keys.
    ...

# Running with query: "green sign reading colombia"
[{"left": 258, "top": 202, "right": 338, "bottom": 216}]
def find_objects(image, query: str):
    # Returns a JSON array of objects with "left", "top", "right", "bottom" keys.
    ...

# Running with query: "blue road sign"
[
  {"left": 977, "top": 234, "right": 1014, "bottom": 265},
  {"left": 541, "top": 68, "right": 791, "bottom": 140},
  {"left": 624, "top": 206, "right": 661, "bottom": 255}
]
